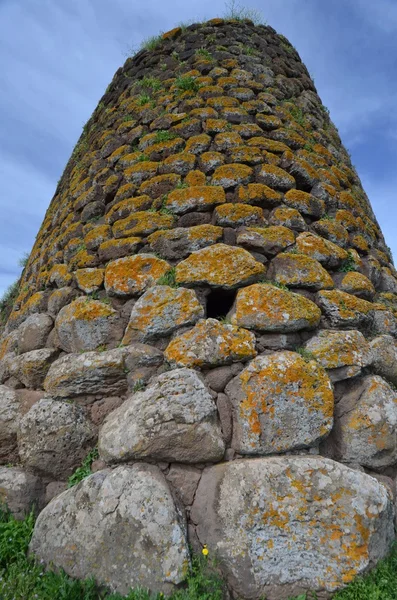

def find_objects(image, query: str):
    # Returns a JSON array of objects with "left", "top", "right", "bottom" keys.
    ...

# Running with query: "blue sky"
[{"left": 1, "top": 0, "right": 396, "bottom": 297}]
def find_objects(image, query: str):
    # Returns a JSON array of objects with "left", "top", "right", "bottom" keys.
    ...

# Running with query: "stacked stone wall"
[{"left": 1, "top": 18, "right": 397, "bottom": 600}]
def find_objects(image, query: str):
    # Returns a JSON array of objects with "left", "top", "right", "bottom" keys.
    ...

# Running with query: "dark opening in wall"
[{"left": 206, "top": 289, "right": 236, "bottom": 320}]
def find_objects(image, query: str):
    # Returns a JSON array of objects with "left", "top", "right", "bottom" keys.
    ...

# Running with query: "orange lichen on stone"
[
  {"left": 238, "top": 184, "right": 282, "bottom": 206},
  {"left": 214, "top": 203, "right": 264, "bottom": 226},
  {"left": 164, "top": 318, "right": 257, "bottom": 368},
  {"left": 335, "top": 210, "right": 357, "bottom": 231},
  {"left": 162, "top": 152, "right": 196, "bottom": 174},
  {"left": 98, "top": 237, "right": 141, "bottom": 261},
  {"left": 295, "top": 232, "right": 348, "bottom": 267},
  {"left": 340, "top": 272, "right": 375, "bottom": 299},
  {"left": 48, "top": 264, "right": 73, "bottom": 288},
  {"left": 104, "top": 255, "right": 170, "bottom": 296},
  {"left": 106, "top": 196, "right": 153, "bottom": 225},
  {"left": 112, "top": 211, "right": 174, "bottom": 238},
  {"left": 175, "top": 243, "right": 265, "bottom": 289},
  {"left": 84, "top": 225, "right": 112, "bottom": 250},
  {"left": 214, "top": 132, "right": 244, "bottom": 150},
  {"left": 124, "top": 161, "right": 159, "bottom": 184},
  {"left": 69, "top": 249, "right": 98, "bottom": 271},
  {"left": 229, "top": 146, "right": 263, "bottom": 165},
  {"left": 312, "top": 219, "right": 349, "bottom": 247},
  {"left": 162, "top": 26, "right": 182, "bottom": 39},
  {"left": 211, "top": 163, "right": 253, "bottom": 188},
  {"left": 237, "top": 226, "right": 295, "bottom": 256},
  {"left": 75, "top": 268, "right": 105, "bottom": 293},
  {"left": 139, "top": 173, "right": 181, "bottom": 198},
  {"left": 165, "top": 185, "right": 225, "bottom": 214},
  {"left": 203, "top": 118, "right": 229, "bottom": 134},
  {"left": 284, "top": 190, "right": 325, "bottom": 218},
  {"left": 351, "top": 234, "right": 370, "bottom": 253},
  {"left": 317, "top": 290, "right": 375, "bottom": 321},
  {"left": 269, "top": 253, "right": 335, "bottom": 290},
  {"left": 232, "top": 283, "right": 321, "bottom": 332},
  {"left": 185, "top": 170, "right": 207, "bottom": 186}
]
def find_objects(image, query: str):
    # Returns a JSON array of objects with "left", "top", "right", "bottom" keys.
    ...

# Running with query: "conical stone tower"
[{"left": 0, "top": 17, "right": 396, "bottom": 600}]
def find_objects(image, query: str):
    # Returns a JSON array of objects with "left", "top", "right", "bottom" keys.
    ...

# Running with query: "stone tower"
[{"left": 0, "top": 17, "right": 396, "bottom": 600}]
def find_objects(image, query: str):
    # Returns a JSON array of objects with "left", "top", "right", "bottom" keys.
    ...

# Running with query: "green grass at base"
[{"left": 1, "top": 506, "right": 396, "bottom": 600}]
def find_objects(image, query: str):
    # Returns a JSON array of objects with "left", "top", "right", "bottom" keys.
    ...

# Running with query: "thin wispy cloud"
[{"left": 0, "top": 0, "right": 396, "bottom": 296}]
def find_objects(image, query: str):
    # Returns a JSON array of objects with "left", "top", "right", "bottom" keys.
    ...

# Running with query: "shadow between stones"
[{"left": 206, "top": 289, "right": 236, "bottom": 320}]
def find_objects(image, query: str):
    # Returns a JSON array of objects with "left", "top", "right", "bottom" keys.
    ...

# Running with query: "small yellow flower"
[{"left": 202, "top": 545, "right": 209, "bottom": 556}]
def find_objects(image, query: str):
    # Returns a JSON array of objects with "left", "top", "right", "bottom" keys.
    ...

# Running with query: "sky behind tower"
[{"left": 1, "top": 0, "right": 396, "bottom": 296}]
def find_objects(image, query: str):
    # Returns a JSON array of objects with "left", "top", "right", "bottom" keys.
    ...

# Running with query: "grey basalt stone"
[
  {"left": 225, "top": 351, "right": 334, "bottom": 455},
  {"left": 44, "top": 344, "right": 163, "bottom": 398},
  {"left": 370, "top": 335, "right": 397, "bottom": 385},
  {"left": 190, "top": 457, "right": 395, "bottom": 600},
  {"left": 18, "top": 398, "right": 96, "bottom": 478},
  {"left": 29, "top": 465, "right": 190, "bottom": 596},
  {"left": 0, "top": 467, "right": 45, "bottom": 519},
  {"left": 17, "top": 313, "right": 53, "bottom": 354},
  {"left": 99, "top": 368, "right": 225, "bottom": 464},
  {"left": 0, "top": 385, "right": 19, "bottom": 463},
  {"left": 12, "top": 348, "right": 60, "bottom": 389}
]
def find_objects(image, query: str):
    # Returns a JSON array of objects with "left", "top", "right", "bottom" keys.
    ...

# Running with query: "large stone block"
[
  {"left": 30, "top": 465, "right": 189, "bottom": 595},
  {"left": 0, "top": 467, "right": 45, "bottom": 519},
  {"left": 191, "top": 457, "right": 395, "bottom": 599}
]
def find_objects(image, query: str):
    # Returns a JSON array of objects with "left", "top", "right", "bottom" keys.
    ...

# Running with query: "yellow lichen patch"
[
  {"left": 232, "top": 351, "right": 334, "bottom": 453},
  {"left": 229, "top": 146, "right": 263, "bottom": 165},
  {"left": 98, "top": 237, "right": 141, "bottom": 261},
  {"left": 203, "top": 118, "right": 229, "bottom": 134},
  {"left": 75, "top": 268, "right": 105, "bottom": 293},
  {"left": 106, "top": 196, "right": 153, "bottom": 225},
  {"left": 258, "top": 164, "right": 296, "bottom": 191},
  {"left": 139, "top": 173, "right": 181, "bottom": 198},
  {"left": 351, "top": 234, "right": 370, "bottom": 253},
  {"left": 284, "top": 190, "right": 325, "bottom": 218},
  {"left": 164, "top": 318, "right": 256, "bottom": 368},
  {"left": 317, "top": 290, "right": 375, "bottom": 323},
  {"left": 237, "top": 226, "right": 295, "bottom": 255},
  {"left": 190, "top": 107, "right": 218, "bottom": 120},
  {"left": 69, "top": 249, "right": 98, "bottom": 271},
  {"left": 247, "top": 137, "right": 290, "bottom": 154},
  {"left": 305, "top": 330, "right": 370, "bottom": 370},
  {"left": 124, "top": 161, "right": 159, "bottom": 184},
  {"left": 104, "top": 255, "right": 170, "bottom": 296},
  {"left": 185, "top": 170, "right": 207, "bottom": 186},
  {"left": 59, "top": 297, "right": 115, "bottom": 322},
  {"left": 48, "top": 264, "right": 73, "bottom": 288},
  {"left": 162, "top": 152, "right": 196, "bottom": 174},
  {"left": 165, "top": 185, "right": 225, "bottom": 214},
  {"left": 340, "top": 272, "right": 375, "bottom": 299},
  {"left": 313, "top": 144, "right": 333, "bottom": 163},
  {"left": 214, "top": 203, "right": 263, "bottom": 226},
  {"left": 335, "top": 210, "right": 357, "bottom": 231},
  {"left": 107, "top": 145, "right": 131, "bottom": 164},
  {"left": 175, "top": 243, "right": 265, "bottom": 289},
  {"left": 238, "top": 183, "right": 282, "bottom": 206},
  {"left": 318, "top": 168, "right": 341, "bottom": 189},
  {"left": 114, "top": 183, "right": 136, "bottom": 202},
  {"left": 214, "top": 132, "right": 244, "bottom": 150},
  {"left": 331, "top": 165, "right": 350, "bottom": 188},
  {"left": 295, "top": 232, "right": 348, "bottom": 267},
  {"left": 232, "top": 283, "right": 321, "bottom": 332},
  {"left": 148, "top": 224, "right": 222, "bottom": 248},
  {"left": 84, "top": 225, "right": 112, "bottom": 250},
  {"left": 312, "top": 219, "right": 349, "bottom": 247},
  {"left": 144, "top": 137, "right": 185, "bottom": 159},
  {"left": 256, "top": 114, "right": 283, "bottom": 130},
  {"left": 112, "top": 211, "right": 174, "bottom": 238},
  {"left": 162, "top": 26, "right": 182, "bottom": 39},
  {"left": 211, "top": 163, "right": 253, "bottom": 188},
  {"left": 270, "top": 253, "right": 334, "bottom": 290},
  {"left": 200, "top": 151, "right": 225, "bottom": 172},
  {"left": 207, "top": 96, "right": 239, "bottom": 109}
]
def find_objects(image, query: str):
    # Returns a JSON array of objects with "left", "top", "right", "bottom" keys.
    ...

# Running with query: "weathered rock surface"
[
  {"left": 191, "top": 457, "right": 394, "bottom": 600},
  {"left": 231, "top": 283, "right": 321, "bottom": 332},
  {"left": 122, "top": 285, "right": 204, "bottom": 343},
  {"left": 29, "top": 465, "right": 189, "bottom": 595},
  {"left": 0, "top": 467, "right": 45, "bottom": 519},
  {"left": 370, "top": 335, "right": 397, "bottom": 386},
  {"left": 267, "top": 253, "right": 334, "bottom": 290},
  {"left": 304, "top": 330, "right": 372, "bottom": 381},
  {"left": 104, "top": 255, "right": 170, "bottom": 296},
  {"left": 0, "top": 386, "right": 19, "bottom": 463},
  {"left": 17, "top": 313, "right": 53, "bottom": 354},
  {"left": 165, "top": 319, "right": 256, "bottom": 368},
  {"left": 316, "top": 290, "right": 374, "bottom": 329},
  {"left": 12, "top": 348, "right": 60, "bottom": 389},
  {"left": 18, "top": 398, "right": 96, "bottom": 478},
  {"left": 325, "top": 375, "right": 397, "bottom": 470},
  {"left": 99, "top": 368, "right": 225, "bottom": 463},
  {"left": 225, "top": 351, "right": 333, "bottom": 455},
  {"left": 175, "top": 243, "right": 265, "bottom": 289},
  {"left": 55, "top": 298, "right": 120, "bottom": 352}
]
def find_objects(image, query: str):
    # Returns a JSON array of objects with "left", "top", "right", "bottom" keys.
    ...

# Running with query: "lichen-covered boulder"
[
  {"left": 338, "top": 271, "right": 376, "bottom": 301},
  {"left": 122, "top": 285, "right": 204, "bottom": 343},
  {"left": 175, "top": 244, "right": 265, "bottom": 289},
  {"left": 17, "top": 313, "right": 53, "bottom": 354},
  {"left": 99, "top": 368, "right": 225, "bottom": 463},
  {"left": 55, "top": 297, "right": 120, "bottom": 352},
  {"left": 0, "top": 467, "right": 45, "bottom": 519},
  {"left": 317, "top": 290, "right": 374, "bottom": 329},
  {"left": 304, "top": 330, "right": 372, "bottom": 381},
  {"left": 44, "top": 345, "right": 163, "bottom": 398},
  {"left": 104, "top": 254, "right": 170, "bottom": 296},
  {"left": 0, "top": 386, "right": 19, "bottom": 463},
  {"left": 29, "top": 465, "right": 189, "bottom": 595},
  {"left": 236, "top": 226, "right": 295, "bottom": 256},
  {"left": 231, "top": 283, "right": 321, "bottom": 332},
  {"left": 148, "top": 225, "right": 223, "bottom": 259},
  {"left": 225, "top": 351, "right": 333, "bottom": 454},
  {"left": 295, "top": 231, "right": 348, "bottom": 268},
  {"left": 18, "top": 398, "right": 96, "bottom": 478},
  {"left": 370, "top": 335, "right": 397, "bottom": 385},
  {"left": 326, "top": 375, "right": 397, "bottom": 469},
  {"left": 267, "top": 253, "right": 334, "bottom": 290},
  {"left": 12, "top": 348, "right": 60, "bottom": 389},
  {"left": 190, "top": 457, "right": 394, "bottom": 600},
  {"left": 165, "top": 319, "right": 256, "bottom": 368}
]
